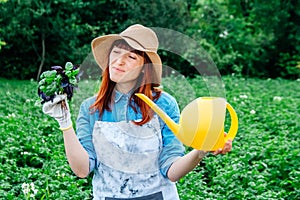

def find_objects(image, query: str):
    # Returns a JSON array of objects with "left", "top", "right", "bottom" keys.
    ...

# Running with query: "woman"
[{"left": 43, "top": 24, "right": 232, "bottom": 200}]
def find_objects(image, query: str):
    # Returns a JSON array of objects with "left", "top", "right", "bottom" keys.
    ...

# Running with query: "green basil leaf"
[
  {"left": 71, "top": 68, "right": 80, "bottom": 76},
  {"left": 69, "top": 77, "right": 77, "bottom": 85},
  {"left": 39, "top": 85, "right": 46, "bottom": 92},
  {"left": 38, "top": 79, "right": 46, "bottom": 86},
  {"left": 65, "top": 70, "right": 72, "bottom": 78},
  {"left": 65, "top": 62, "right": 73, "bottom": 71}
]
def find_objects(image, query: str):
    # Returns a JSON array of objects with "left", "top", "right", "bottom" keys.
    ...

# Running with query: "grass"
[{"left": 0, "top": 75, "right": 299, "bottom": 199}]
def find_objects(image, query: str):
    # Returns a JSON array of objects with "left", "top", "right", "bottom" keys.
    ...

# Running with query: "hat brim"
[{"left": 91, "top": 34, "right": 162, "bottom": 83}]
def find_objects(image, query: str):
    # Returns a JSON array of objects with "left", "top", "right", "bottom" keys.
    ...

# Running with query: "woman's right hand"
[{"left": 42, "top": 94, "right": 72, "bottom": 130}]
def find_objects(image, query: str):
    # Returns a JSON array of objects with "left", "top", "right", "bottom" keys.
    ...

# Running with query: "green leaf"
[
  {"left": 45, "top": 77, "right": 55, "bottom": 84},
  {"left": 39, "top": 85, "right": 46, "bottom": 92},
  {"left": 71, "top": 68, "right": 80, "bottom": 76},
  {"left": 45, "top": 82, "right": 57, "bottom": 96},
  {"left": 65, "top": 70, "right": 72, "bottom": 78},
  {"left": 40, "top": 72, "right": 46, "bottom": 79},
  {"left": 43, "top": 70, "right": 57, "bottom": 78},
  {"left": 38, "top": 79, "right": 46, "bottom": 86},
  {"left": 69, "top": 77, "right": 77, "bottom": 85},
  {"left": 55, "top": 74, "right": 62, "bottom": 83},
  {"left": 65, "top": 62, "right": 73, "bottom": 71}
]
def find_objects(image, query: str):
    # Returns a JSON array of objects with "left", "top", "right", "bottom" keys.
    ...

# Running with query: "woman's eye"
[
  {"left": 112, "top": 50, "right": 120, "bottom": 54},
  {"left": 129, "top": 55, "right": 137, "bottom": 60}
]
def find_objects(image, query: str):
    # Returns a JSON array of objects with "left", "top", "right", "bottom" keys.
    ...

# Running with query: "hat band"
[{"left": 122, "top": 36, "right": 147, "bottom": 50}]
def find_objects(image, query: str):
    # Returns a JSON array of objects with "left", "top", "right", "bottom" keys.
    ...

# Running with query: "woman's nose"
[{"left": 115, "top": 55, "right": 125, "bottom": 65}]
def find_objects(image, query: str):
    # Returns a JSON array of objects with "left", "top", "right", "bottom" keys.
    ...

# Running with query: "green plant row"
[{"left": 0, "top": 76, "right": 299, "bottom": 199}]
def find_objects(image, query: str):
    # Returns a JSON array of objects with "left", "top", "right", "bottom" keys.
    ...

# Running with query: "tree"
[
  {"left": 0, "top": 0, "right": 192, "bottom": 80},
  {"left": 187, "top": 0, "right": 300, "bottom": 79},
  {"left": 0, "top": 0, "right": 101, "bottom": 79}
]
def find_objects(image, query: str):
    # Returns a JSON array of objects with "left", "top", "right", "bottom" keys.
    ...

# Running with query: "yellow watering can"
[{"left": 135, "top": 94, "right": 238, "bottom": 151}]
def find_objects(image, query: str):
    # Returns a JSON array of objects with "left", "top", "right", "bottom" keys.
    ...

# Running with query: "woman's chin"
[{"left": 109, "top": 74, "right": 122, "bottom": 83}]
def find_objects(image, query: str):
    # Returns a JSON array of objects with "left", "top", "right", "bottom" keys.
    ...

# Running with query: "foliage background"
[
  {"left": 0, "top": 76, "right": 299, "bottom": 199},
  {"left": 0, "top": 0, "right": 299, "bottom": 80}
]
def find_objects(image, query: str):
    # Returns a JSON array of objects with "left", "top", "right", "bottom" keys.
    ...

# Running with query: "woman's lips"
[{"left": 112, "top": 66, "right": 125, "bottom": 72}]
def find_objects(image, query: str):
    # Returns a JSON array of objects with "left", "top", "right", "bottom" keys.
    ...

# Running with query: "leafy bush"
[
  {"left": 0, "top": 76, "right": 299, "bottom": 199},
  {"left": 188, "top": 0, "right": 300, "bottom": 79}
]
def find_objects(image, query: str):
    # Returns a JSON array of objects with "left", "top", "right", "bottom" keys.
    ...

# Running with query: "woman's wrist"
[
  {"left": 60, "top": 124, "right": 73, "bottom": 131},
  {"left": 196, "top": 150, "right": 208, "bottom": 159}
]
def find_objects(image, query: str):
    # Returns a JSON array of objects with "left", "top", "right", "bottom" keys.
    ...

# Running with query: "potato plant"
[{"left": 0, "top": 76, "right": 299, "bottom": 199}]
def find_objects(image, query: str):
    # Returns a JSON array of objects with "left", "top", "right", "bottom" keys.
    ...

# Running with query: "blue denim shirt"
[{"left": 76, "top": 91, "right": 185, "bottom": 178}]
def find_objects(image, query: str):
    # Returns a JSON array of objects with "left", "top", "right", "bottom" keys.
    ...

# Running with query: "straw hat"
[{"left": 91, "top": 24, "right": 162, "bottom": 83}]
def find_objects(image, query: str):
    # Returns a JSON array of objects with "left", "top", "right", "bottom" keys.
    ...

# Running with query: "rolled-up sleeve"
[
  {"left": 157, "top": 93, "right": 185, "bottom": 178},
  {"left": 76, "top": 98, "right": 97, "bottom": 173}
]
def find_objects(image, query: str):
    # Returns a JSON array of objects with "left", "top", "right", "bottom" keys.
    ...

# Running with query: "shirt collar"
[{"left": 114, "top": 89, "right": 135, "bottom": 103}]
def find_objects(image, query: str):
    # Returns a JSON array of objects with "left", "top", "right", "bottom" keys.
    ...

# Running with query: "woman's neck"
[{"left": 115, "top": 82, "right": 135, "bottom": 94}]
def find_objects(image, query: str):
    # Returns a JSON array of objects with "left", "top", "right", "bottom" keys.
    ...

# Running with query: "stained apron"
[{"left": 92, "top": 115, "right": 180, "bottom": 200}]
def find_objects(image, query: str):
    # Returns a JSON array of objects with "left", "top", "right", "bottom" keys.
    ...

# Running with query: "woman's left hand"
[
  {"left": 213, "top": 139, "right": 232, "bottom": 155},
  {"left": 212, "top": 132, "right": 232, "bottom": 155}
]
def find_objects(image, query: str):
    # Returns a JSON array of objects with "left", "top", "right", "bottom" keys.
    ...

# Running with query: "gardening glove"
[{"left": 42, "top": 94, "right": 72, "bottom": 130}]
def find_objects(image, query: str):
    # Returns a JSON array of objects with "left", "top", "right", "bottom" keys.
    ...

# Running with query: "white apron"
[{"left": 92, "top": 115, "right": 180, "bottom": 200}]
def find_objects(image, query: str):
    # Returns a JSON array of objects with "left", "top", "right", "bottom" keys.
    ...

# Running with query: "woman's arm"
[
  {"left": 42, "top": 95, "right": 92, "bottom": 178},
  {"left": 157, "top": 93, "right": 233, "bottom": 181},
  {"left": 167, "top": 149, "right": 207, "bottom": 182},
  {"left": 62, "top": 127, "right": 90, "bottom": 178},
  {"left": 167, "top": 139, "right": 232, "bottom": 182}
]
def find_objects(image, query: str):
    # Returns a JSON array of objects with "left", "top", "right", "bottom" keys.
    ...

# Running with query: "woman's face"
[{"left": 109, "top": 46, "right": 144, "bottom": 86}]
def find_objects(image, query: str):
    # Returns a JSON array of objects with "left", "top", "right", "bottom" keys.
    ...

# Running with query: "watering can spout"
[{"left": 135, "top": 93, "right": 180, "bottom": 135}]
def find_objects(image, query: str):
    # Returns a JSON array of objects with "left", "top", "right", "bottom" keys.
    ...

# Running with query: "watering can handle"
[{"left": 225, "top": 103, "right": 239, "bottom": 141}]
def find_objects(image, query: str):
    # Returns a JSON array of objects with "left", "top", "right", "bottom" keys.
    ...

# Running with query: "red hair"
[{"left": 90, "top": 40, "right": 161, "bottom": 125}]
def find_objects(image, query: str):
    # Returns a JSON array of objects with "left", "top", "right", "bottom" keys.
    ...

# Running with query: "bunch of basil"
[{"left": 38, "top": 62, "right": 80, "bottom": 104}]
